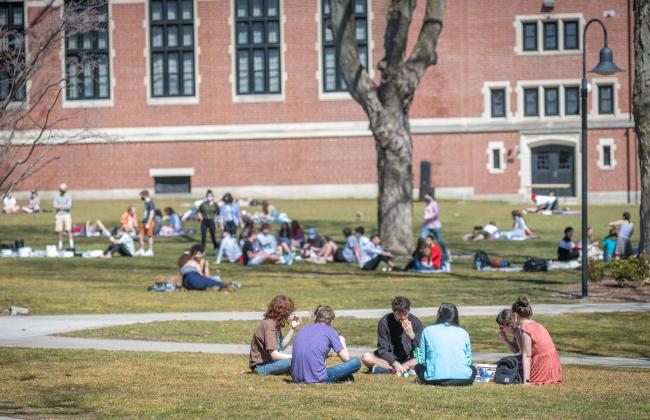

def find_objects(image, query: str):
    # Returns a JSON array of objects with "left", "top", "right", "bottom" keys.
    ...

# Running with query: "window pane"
[
  {"left": 599, "top": 86, "right": 613, "bottom": 114},
  {"left": 237, "top": 23, "right": 248, "bottom": 44},
  {"left": 268, "top": 21, "right": 279, "bottom": 44},
  {"left": 12, "top": 6, "right": 23, "bottom": 26},
  {"left": 491, "top": 89, "right": 505, "bottom": 118},
  {"left": 493, "top": 149, "right": 500, "bottom": 169},
  {"left": 545, "top": 87, "right": 558, "bottom": 116},
  {"left": 537, "top": 151, "right": 549, "bottom": 170},
  {"left": 323, "top": 0, "right": 330, "bottom": 15},
  {"left": 252, "top": 0, "right": 263, "bottom": 17},
  {"left": 84, "top": 61, "right": 94, "bottom": 98},
  {"left": 604, "top": 146, "right": 611, "bottom": 166},
  {"left": 238, "top": 50, "right": 249, "bottom": 93},
  {"left": 99, "top": 56, "right": 109, "bottom": 98},
  {"left": 183, "top": 52, "right": 194, "bottom": 95},
  {"left": 237, "top": 0, "right": 248, "bottom": 18},
  {"left": 358, "top": 45, "right": 367, "bottom": 69},
  {"left": 83, "top": 32, "right": 92, "bottom": 49},
  {"left": 0, "top": 8, "right": 7, "bottom": 26},
  {"left": 0, "top": 80, "right": 9, "bottom": 100},
  {"left": 152, "top": 53, "right": 164, "bottom": 96},
  {"left": 152, "top": 26, "right": 163, "bottom": 48},
  {"left": 355, "top": 19, "right": 367, "bottom": 41},
  {"left": 97, "top": 31, "right": 108, "bottom": 50},
  {"left": 543, "top": 22, "right": 557, "bottom": 50},
  {"left": 324, "top": 26, "right": 333, "bottom": 42},
  {"left": 68, "top": 35, "right": 78, "bottom": 50},
  {"left": 183, "top": 25, "right": 193, "bottom": 47},
  {"left": 524, "top": 88, "right": 538, "bottom": 116},
  {"left": 168, "top": 52, "right": 179, "bottom": 95},
  {"left": 151, "top": 1, "right": 163, "bottom": 21},
  {"left": 68, "top": 62, "right": 79, "bottom": 99},
  {"left": 182, "top": 0, "right": 193, "bottom": 20},
  {"left": 324, "top": 47, "right": 336, "bottom": 91},
  {"left": 558, "top": 151, "right": 571, "bottom": 169},
  {"left": 268, "top": 0, "right": 279, "bottom": 17},
  {"left": 252, "top": 22, "right": 263, "bottom": 44},
  {"left": 253, "top": 49, "right": 265, "bottom": 92},
  {"left": 168, "top": 25, "right": 178, "bottom": 47},
  {"left": 523, "top": 22, "right": 536, "bottom": 51},
  {"left": 565, "top": 87, "right": 579, "bottom": 115},
  {"left": 354, "top": 0, "right": 366, "bottom": 14},
  {"left": 167, "top": 1, "right": 178, "bottom": 20},
  {"left": 98, "top": 4, "right": 108, "bottom": 24},
  {"left": 269, "top": 49, "right": 280, "bottom": 93},
  {"left": 564, "top": 21, "right": 578, "bottom": 50}
]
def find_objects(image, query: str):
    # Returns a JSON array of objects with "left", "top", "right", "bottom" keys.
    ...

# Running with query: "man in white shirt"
[
  {"left": 577, "top": 226, "right": 601, "bottom": 259},
  {"left": 532, "top": 192, "right": 558, "bottom": 213},
  {"left": 3, "top": 192, "right": 19, "bottom": 214},
  {"left": 216, "top": 232, "right": 243, "bottom": 264},
  {"left": 359, "top": 235, "right": 396, "bottom": 271}
]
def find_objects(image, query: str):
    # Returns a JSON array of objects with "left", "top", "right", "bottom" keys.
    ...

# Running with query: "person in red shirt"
[{"left": 425, "top": 236, "right": 441, "bottom": 269}]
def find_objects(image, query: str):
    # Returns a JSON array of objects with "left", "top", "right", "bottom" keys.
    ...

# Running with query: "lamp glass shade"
[{"left": 589, "top": 47, "right": 624, "bottom": 75}]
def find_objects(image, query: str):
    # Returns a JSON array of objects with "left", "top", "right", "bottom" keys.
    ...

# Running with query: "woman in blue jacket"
[{"left": 415, "top": 302, "right": 476, "bottom": 386}]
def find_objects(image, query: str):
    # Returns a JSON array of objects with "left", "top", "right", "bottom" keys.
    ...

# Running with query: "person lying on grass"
[
  {"left": 291, "top": 305, "right": 361, "bottom": 384},
  {"left": 101, "top": 227, "right": 135, "bottom": 258},
  {"left": 176, "top": 253, "right": 235, "bottom": 292},
  {"left": 250, "top": 296, "right": 302, "bottom": 375},
  {"left": 415, "top": 302, "right": 476, "bottom": 386},
  {"left": 361, "top": 296, "right": 423, "bottom": 374},
  {"left": 306, "top": 227, "right": 362, "bottom": 265}
]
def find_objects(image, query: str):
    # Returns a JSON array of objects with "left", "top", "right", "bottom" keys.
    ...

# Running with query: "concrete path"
[{"left": 2, "top": 335, "right": 649, "bottom": 368}]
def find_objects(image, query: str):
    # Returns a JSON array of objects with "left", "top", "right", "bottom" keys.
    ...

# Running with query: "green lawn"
[
  {"left": 0, "top": 199, "right": 640, "bottom": 315},
  {"left": 61, "top": 311, "right": 650, "bottom": 359},
  {"left": 0, "top": 348, "right": 648, "bottom": 419}
]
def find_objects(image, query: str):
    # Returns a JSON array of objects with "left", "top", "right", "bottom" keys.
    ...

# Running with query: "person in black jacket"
[{"left": 361, "top": 296, "right": 423, "bottom": 374}]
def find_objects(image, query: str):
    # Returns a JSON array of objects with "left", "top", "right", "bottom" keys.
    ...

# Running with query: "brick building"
[{"left": 7, "top": 0, "right": 640, "bottom": 203}]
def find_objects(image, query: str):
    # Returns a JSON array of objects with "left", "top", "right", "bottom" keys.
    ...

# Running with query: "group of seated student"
[
  {"left": 409, "top": 236, "right": 444, "bottom": 271},
  {"left": 177, "top": 244, "right": 236, "bottom": 291},
  {"left": 3, "top": 190, "right": 41, "bottom": 214},
  {"left": 558, "top": 214, "right": 634, "bottom": 262},
  {"left": 242, "top": 228, "right": 294, "bottom": 266},
  {"left": 306, "top": 227, "right": 362, "bottom": 265},
  {"left": 251, "top": 201, "right": 279, "bottom": 223},
  {"left": 495, "top": 297, "right": 563, "bottom": 384},
  {"left": 499, "top": 210, "right": 539, "bottom": 240}
]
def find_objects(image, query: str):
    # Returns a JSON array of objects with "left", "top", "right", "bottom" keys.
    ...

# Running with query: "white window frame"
[
  {"left": 228, "top": 0, "right": 287, "bottom": 104},
  {"left": 481, "top": 81, "right": 513, "bottom": 120},
  {"left": 514, "top": 79, "right": 582, "bottom": 121},
  {"left": 143, "top": 0, "right": 201, "bottom": 106},
  {"left": 513, "top": 13, "right": 584, "bottom": 56},
  {"left": 314, "top": 0, "right": 374, "bottom": 101},
  {"left": 597, "top": 138, "right": 617, "bottom": 171},
  {"left": 590, "top": 77, "right": 622, "bottom": 119},
  {"left": 486, "top": 141, "right": 506, "bottom": 174}
]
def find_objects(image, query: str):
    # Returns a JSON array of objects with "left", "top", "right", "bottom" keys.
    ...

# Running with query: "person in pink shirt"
[{"left": 421, "top": 193, "right": 449, "bottom": 258}]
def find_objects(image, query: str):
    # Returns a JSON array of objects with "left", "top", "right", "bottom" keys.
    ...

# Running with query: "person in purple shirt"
[
  {"left": 291, "top": 305, "right": 361, "bottom": 384},
  {"left": 421, "top": 193, "right": 449, "bottom": 258}
]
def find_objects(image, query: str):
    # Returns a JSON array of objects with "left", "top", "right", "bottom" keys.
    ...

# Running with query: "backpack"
[
  {"left": 523, "top": 259, "right": 548, "bottom": 272},
  {"left": 493, "top": 356, "right": 523, "bottom": 385},
  {"left": 474, "top": 250, "right": 491, "bottom": 269}
]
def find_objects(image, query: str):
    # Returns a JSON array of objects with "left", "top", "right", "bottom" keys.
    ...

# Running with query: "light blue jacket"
[
  {"left": 219, "top": 203, "right": 241, "bottom": 226},
  {"left": 419, "top": 323, "right": 473, "bottom": 381}
]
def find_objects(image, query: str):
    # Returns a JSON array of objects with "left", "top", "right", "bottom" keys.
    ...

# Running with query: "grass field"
[
  {"left": 0, "top": 199, "right": 641, "bottom": 315},
  {"left": 1, "top": 348, "right": 648, "bottom": 420}
]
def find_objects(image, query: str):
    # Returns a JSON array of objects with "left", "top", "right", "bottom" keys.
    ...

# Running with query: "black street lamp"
[{"left": 580, "top": 19, "right": 624, "bottom": 298}]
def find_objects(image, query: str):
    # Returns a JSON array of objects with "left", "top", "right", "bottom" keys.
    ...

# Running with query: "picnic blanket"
[
  {"left": 511, "top": 236, "right": 541, "bottom": 240},
  {"left": 128, "top": 229, "right": 195, "bottom": 238},
  {"left": 408, "top": 263, "right": 451, "bottom": 273},
  {"left": 477, "top": 266, "right": 524, "bottom": 272}
]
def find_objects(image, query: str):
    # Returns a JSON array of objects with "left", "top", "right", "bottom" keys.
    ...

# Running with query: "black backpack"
[
  {"left": 493, "top": 356, "right": 523, "bottom": 385},
  {"left": 523, "top": 259, "right": 548, "bottom": 272},
  {"left": 475, "top": 250, "right": 491, "bottom": 269}
]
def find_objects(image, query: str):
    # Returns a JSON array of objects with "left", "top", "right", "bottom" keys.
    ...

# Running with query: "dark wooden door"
[{"left": 531, "top": 145, "right": 575, "bottom": 196}]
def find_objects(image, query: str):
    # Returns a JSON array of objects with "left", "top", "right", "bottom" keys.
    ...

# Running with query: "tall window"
[
  {"left": 523, "top": 23, "right": 537, "bottom": 51},
  {"left": 524, "top": 88, "right": 538, "bottom": 116},
  {"left": 0, "top": 2, "right": 25, "bottom": 101},
  {"left": 599, "top": 85, "right": 613, "bottom": 114},
  {"left": 565, "top": 86, "right": 579, "bottom": 115},
  {"left": 150, "top": 0, "right": 195, "bottom": 97},
  {"left": 235, "top": 0, "right": 281, "bottom": 95},
  {"left": 603, "top": 145, "right": 611, "bottom": 167},
  {"left": 543, "top": 22, "right": 557, "bottom": 50},
  {"left": 322, "top": 0, "right": 367, "bottom": 92},
  {"left": 564, "top": 21, "right": 579, "bottom": 50},
  {"left": 491, "top": 89, "right": 505, "bottom": 118},
  {"left": 66, "top": 1, "right": 109, "bottom": 100},
  {"left": 544, "top": 87, "right": 558, "bottom": 116},
  {"left": 493, "top": 149, "right": 501, "bottom": 170}
]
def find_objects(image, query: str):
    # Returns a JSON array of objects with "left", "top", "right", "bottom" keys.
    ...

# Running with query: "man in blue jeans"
[
  {"left": 422, "top": 193, "right": 449, "bottom": 259},
  {"left": 291, "top": 305, "right": 361, "bottom": 384}
]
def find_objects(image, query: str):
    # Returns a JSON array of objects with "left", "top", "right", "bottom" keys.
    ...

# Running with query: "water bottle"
[{"left": 476, "top": 257, "right": 482, "bottom": 271}]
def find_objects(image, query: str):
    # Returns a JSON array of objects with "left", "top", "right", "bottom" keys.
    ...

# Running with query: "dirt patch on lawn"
[{"left": 553, "top": 278, "right": 650, "bottom": 302}]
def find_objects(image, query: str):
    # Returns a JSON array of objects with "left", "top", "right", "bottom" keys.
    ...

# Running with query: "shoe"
[
  {"left": 134, "top": 249, "right": 145, "bottom": 256},
  {"left": 284, "top": 254, "right": 294, "bottom": 266},
  {"left": 144, "top": 249, "right": 154, "bottom": 257},
  {"left": 85, "top": 230, "right": 92, "bottom": 238},
  {"left": 344, "top": 374, "right": 354, "bottom": 383},
  {"left": 221, "top": 287, "right": 236, "bottom": 292},
  {"left": 372, "top": 366, "right": 394, "bottom": 374},
  {"left": 230, "top": 280, "right": 242, "bottom": 289},
  {"left": 414, "top": 376, "right": 422, "bottom": 384},
  {"left": 317, "top": 257, "right": 327, "bottom": 264},
  {"left": 392, "top": 266, "right": 404, "bottom": 272},
  {"left": 103, "top": 230, "right": 111, "bottom": 236},
  {"left": 305, "top": 258, "right": 319, "bottom": 264}
]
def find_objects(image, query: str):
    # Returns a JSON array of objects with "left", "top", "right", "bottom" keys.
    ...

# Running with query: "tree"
[
  {"left": 0, "top": 0, "right": 109, "bottom": 197},
  {"left": 328, "top": 0, "right": 446, "bottom": 255}
]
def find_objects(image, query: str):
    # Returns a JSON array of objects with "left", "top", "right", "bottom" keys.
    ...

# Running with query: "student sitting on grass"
[
  {"left": 290, "top": 220, "right": 305, "bottom": 249},
  {"left": 306, "top": 227, "right": 362, "bottom": 265},
  {"left": 558, "top": 227, "right": 580, "bottom": 261},
  {"left": 362, "top": 296, "right": 423, "bottom": 374},
  {"left": 120, "top": 206, "right": 139, "bottom": 233},
  {"left": 301, "top": 228, "right": 329, "bottom": 259},
  {"left": 415, "top": 302, "right": 476, "bottom": 386},
  {"left": 2, "top": 191, "right": 19, "bottom": 214},
  {"left": 250, "top": 295, "right": 302, "bottom": 375},
  {"left": 177, "top": 253, "right": 235, "bottom": 292},
  {"left": 101, "top": 227, "right": 135, "bottom": 258},
  {"left": 243, "top": 229, "right": 292, "bottom": 266},
  {"left": 413, "top": 238, "right": 435, "bottom": 271},
  {"left": 257, "top": 223, "right": 279, "bottom": 255},
  {"left": 291, "top": 305, "right": 361, "bottom": 384},
  {"left": 602, "top": 227, "right": 617, "bottom": 261},
  {"left": 277, "top": 222, "right": 293, "bottom": 255},
  {"left": 189, "top": 244, "right": 211, "bottom": 277},
  {"left": 510, "top": 296, "right": 562, "bottom": 384},
  {"left": 499, "top": 210, "right": 530, "bottom": 239},
  {"left": 215, "top": 232, "right": 243, "bottom": 264},
  {"left": 22, "top": 189, "right": 40, "bottom": 213},
  {"left": 159, "top": 207, "right": 182, "bottom": 235},
  {"left": 359, "top": 234, "right": 396, "bottom": 271}
]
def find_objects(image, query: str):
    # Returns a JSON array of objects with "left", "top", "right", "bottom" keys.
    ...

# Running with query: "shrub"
[
  {"left": 588, "top": 259, "right": 606, "bottom": 283},
  {"left": 607, "top": 256, "right": 650, "bottom": 288}
]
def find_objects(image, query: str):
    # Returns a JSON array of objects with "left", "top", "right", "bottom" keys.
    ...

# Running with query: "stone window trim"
[
  {"left": 597, "top": 138, "right": 617, "bottom": 171},
  {"left": 590, "top": 77, "right": 622, "bottom": 119},
  {"left": 481, "top": 81, "right": 514, "bottom": 120},
  {"left": 143, "top": 0, "right": 201, "bottom": 106},
  {"left": 514, "top": 79, "right": 582, "bottom": 121},
  {"left": 228, "top": 0, "right": 287, "bottom": 104},
  {"left": 486, "top": 140, "right": 506, "bottom": 174},
  {"left": 513, "top": 13, "right": 584, "bottom": 56}
]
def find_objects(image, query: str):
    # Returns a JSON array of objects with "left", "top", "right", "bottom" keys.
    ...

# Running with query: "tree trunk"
[{"left": 634, "top": 0, "right": 650, "bottom": 255}]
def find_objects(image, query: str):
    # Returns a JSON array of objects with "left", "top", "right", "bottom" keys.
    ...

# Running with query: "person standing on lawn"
[
  {"left": 421, "top": 193, "right": 449, "bottom": 259},
  {"left": 198, "top": 191, "right": 220, "bottom": 254},
  {"left": 136, "top": 190, "right": 155, "bottom": 256},
  {"left": 219, "top": 193, "right": 243, "bottom": 237},
  {"left": 250, "top": 296, "right": 302, "bottom": 375},
  {"left": 53, "top": 184, "right": 73, "bottom": 251},
  {"left": 361, "top": 296, "right": 423, "bottom": 374},
  {"left": 291, "top": 305, "right": 361, "bottom": 384}
]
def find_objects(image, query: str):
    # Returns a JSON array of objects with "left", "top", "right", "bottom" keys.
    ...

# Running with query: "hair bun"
[{"left": 516, "top": 296, "right": 530, "bottom": 306}]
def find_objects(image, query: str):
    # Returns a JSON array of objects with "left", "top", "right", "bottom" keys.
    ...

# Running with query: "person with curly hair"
[{"left": 249, "top": 296, "right": 302, "bottom": 375}]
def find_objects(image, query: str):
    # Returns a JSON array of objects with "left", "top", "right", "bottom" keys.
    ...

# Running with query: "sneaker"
[
  {"left": 134, "top": 248, "right": 145, "bottom": 256},
  {"left": 230, "top": 280, "right": 242, "bottom": 289},
  {"left": 414, "top": 376, "right": 423, "bottom": 384},
  {"left": 344, "top": 374, "right": 355, "bottom": 383},
  {"left": 372, "top": 366, "right": 394, "bottom": 374},
  {"left": 85, "top": 230, "right": 92, "bottom": 238},
  {"left": 144, "top": 249, "right": 154, "bottom": 257},
  {"left": 103, "top": 230, "right": 111, "bottom": 236},
  {"left": 284, "top": 254, "right": 294, "bottom": 266},
  {"left": 305, "top": 258, "right": 319, "bottom": 264},
  {"left": 444, "top": 261, "right": 451, "bottom": 273}
]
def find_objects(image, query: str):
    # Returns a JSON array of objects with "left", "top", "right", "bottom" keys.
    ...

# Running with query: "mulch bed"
[{"left": 554, "top": 278, "right": 650, "bottom": 303}]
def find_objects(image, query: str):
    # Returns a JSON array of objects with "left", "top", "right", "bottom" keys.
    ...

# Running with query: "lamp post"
[{"left": 580, "top": 19, "right": 624, "bottom": 298}]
